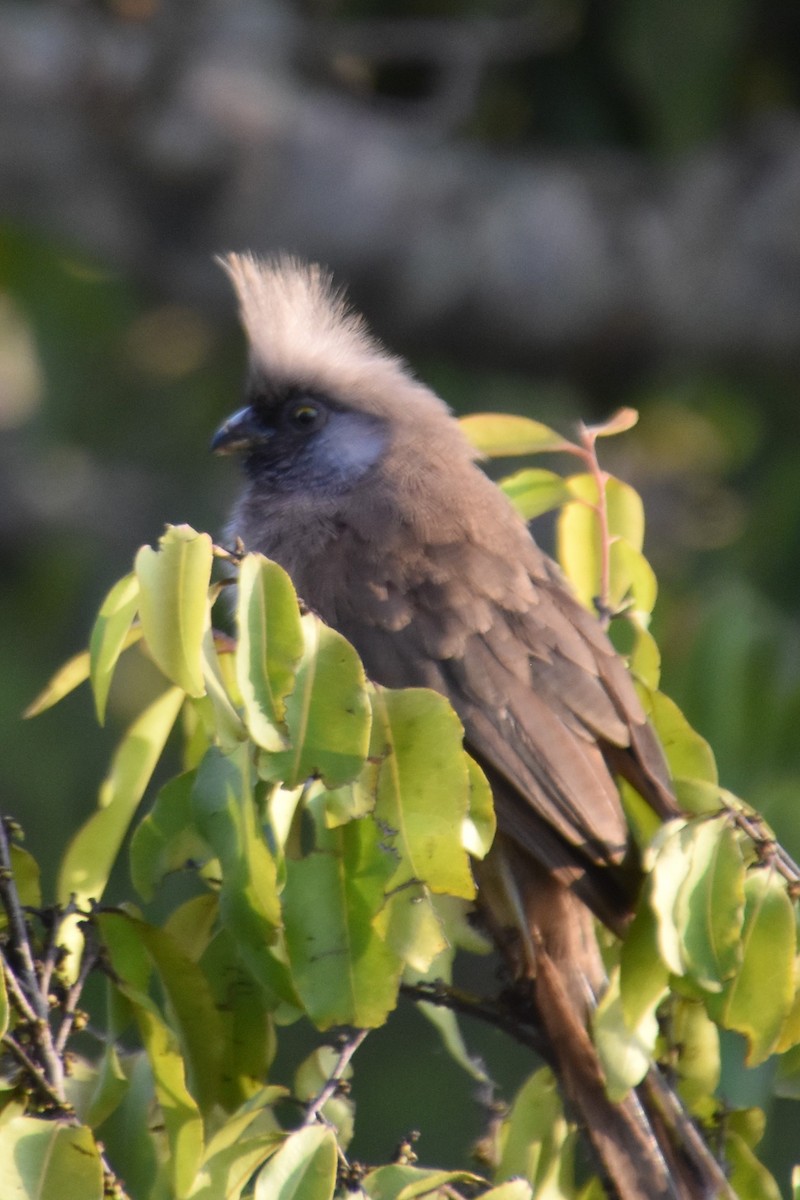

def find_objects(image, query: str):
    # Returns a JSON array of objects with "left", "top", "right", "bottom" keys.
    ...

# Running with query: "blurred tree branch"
[{"left": 2, "top": 0, "right": 800, "bottom": 377}]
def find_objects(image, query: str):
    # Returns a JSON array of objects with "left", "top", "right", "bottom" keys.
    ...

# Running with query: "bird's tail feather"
[{"left": 478, "top": 841, "right": 732, "bottom": 1200}]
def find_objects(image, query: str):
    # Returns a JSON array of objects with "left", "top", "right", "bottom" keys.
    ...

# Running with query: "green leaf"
[
  {"left": 318, "top": 780, "right": 375, "bottom": 828},
  {"left": 283, "top": 800, "right": 401, "bottom": 1028},
  {"left": 8, "top": 845, "right": 41, "bottom": 910},
  {"left": 130, "top": 770, "right": 210, "bottom": 902},
  {"left": 495, "top": 1066, "right": 575, "bottom": 1192},
  {"left": 668, "top": 998, "right": 720, "bottom": 1113},
  {"left": 0, "top": 1118, "right": 104, "bottom": 1200},
  {"left": 462, "top": 756, "right": 495, "bottom": 859},
  {"left": 187, "top": 1134, "right": 282, "bottom": 1200},
  {"left": 200, "top": 627, "right": 247, "bottom": 750},
  {"left": 134, "top": 917, "right": 227, "bottom": 1116},
  {"left": 775, "top": 1041, "right": 800, "bottom": 1099},
  {"left": 236, "top": 555, "right": 305, "bottom": 751},
  {"left": 405, "top": 897, "right": 492, "bottom": 1085},
  {"left": 499, "top": 469, "right": 572, "bottom": 521},
  {"left": 363, "top": 1165, "right": 486, "bottom": 1200},
  {"left": 594, "top": 967, "right": 658, "bottom": 1099},
  {"left": 673, "top": 779, "right": 729, "bottom": 817},
  {"left": 89, "top": 572, "right": 140, "bottom": 723},
  {"left": 0, "top": 967, "right": 8, "bottom": 1040},
  {"left": 710, "top": 868, "right": 796, "bottom": 1065},
  {"left": 369, "top": 688, "right": 474, "bottom": 899},
  {"left": 480, "top": 1185, "right": 534, "bottom": 1200},
  {"left": 627, "top": 622, "right": 661, "bottom": 689},
  {"left": 200, "top": 930, "right": 277, "bottom": 1111},
  {"left": 135, "top": 524, "right": 213, "bottom": 696},
  {"left": 192, "top": 746, "right": 282, "bottom": 958},
  {"left": 262, "top": 616, "right": 371, "bottom": 789},
  {"left": 459, "top": 413, "right": 569, "bottom": 457},
  {"left": 166, "top": 894, "right": 220, "bottom": 963},
  {"left": 647, "top": 820, "right": 691, "bottom": 976},
  {"left": 99, "top": 912, "right": 205, "bottom": 1198},
  {"left": 556, "top": 474, "right": 645, "bottom": 610},
  {"left": 673, "top": 817, "right": 745, "bottom": 990},
  {"left": 619, "top": 900, "right": 669, "bottom": 1031},
  {"left": 725, "top": 1130, "right": 782, "bottom": 1200},
  {"left": 608, "top": 539, "right": 658, "bottom": 615},
  {"left": 85, "top": 1042, "right": 129, "bottom": 1129},
  {"left": 374, "top": 884, "right": 449, "bottom": 973},
  {"left": 24, "top": 648, "right": 92, "bottom": 717},
  {"left": 253, "top": 1125, "right": 337, "bottom": 1200},
  {"left": 57, "top": 685, "right": 184, "bottom": 909},
  {"left": 639, "top": 688, "right": 718, "bottom": 785}
]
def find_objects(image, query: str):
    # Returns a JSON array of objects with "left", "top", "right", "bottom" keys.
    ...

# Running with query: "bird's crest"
[
  {"left": 218, "top": 253, "right": 450, "bottom": 423},
  {"left": 219, "top": 250, "right": 455, "bottom": 429}
]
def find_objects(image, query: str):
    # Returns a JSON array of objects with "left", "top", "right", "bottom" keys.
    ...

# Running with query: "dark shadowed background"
[{"left": 3, "top": 0, "right": 800, "bottom": 1191}]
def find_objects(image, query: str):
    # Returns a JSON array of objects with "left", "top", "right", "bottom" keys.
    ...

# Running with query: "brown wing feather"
[{"left": 323, "top": 511, "right": 677, "bottom": 904}]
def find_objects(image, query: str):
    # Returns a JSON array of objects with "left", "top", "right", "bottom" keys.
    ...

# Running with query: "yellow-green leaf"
[
  {"left": 495, "top": 1066, "right": 574, "bottom": 1192},
  {"left": 236, "top": 555, "right": 304, "bottom": 751},
  {"left": 364, "top": 1165, "right": 486, "bottom": 1200},
  {"left": 130, "top": 770, "right": 210, "bottom": 902},
  {"left": 369, "top": 688, "right": 474, "bottom": 899},
  {"left": 253, "top": 1125, "right": 337, "bottom": 1200},
  {"left": 89, "top": 572, "right": 141, "bottom": 723},
  {"left": 557, "top": 474, "right": 645, "bottom": 610},
  {"left": 100, "top": 912, "right": 205, "bottom": 1198},
  {"left": 711, "top": 868, "right": 796, "bottom": 1065},
  {"left": 462, "top": 756, "right": 496, "bottom": 859},
  {"left": 374, "top": 884, "right": 448, "bottom": 973},
  {"left": 594, "top": 967, "right": 657, "bottom": 1099},
  {"left": 283, "top": 800, "right": 401, "bottom": 1028},
  {"left": 459, "top": 412, "right": 569, "bottom": 457},
  {"left": 619, "top": 900, "right": 669, "bottom": 1030},
  {"left": 0, "top": 966, "right": 7, "bottom": 1041},
  {"left": 673, "top": 817, "right": 745, "bottom": 991},
  {"left": 499, "top": 468, "right": 572, "bottom": 521},
  {"left": 192, "top": 746, "right": 282, "bottom": 949},
  {"left": 725, "top": 1130, "right": 782, "bottom": 1200},
  {"left": 639, "top": 688, "right": 718, "bottom": 785},
  {"left": 135, "top": 524, "right": 213, "bottom": 696},
  {"left": 24, "top": 649, "right": 92, "bottom": 717},
  {"left": 200, "top": 627, "right": 247, "bottom": 750},
  {"left": 262, "top": 615, "right": 371, "bottom": 789},
  {"left": 57, "top": 686, "right": 184, "bottom": 910},
  {"left": 0, "top": 1118, "right": 104, "bottom": 1200},
  {"left": 608, "top": 539, "right": 658, "bottom": 615},
  {"left": 669, "top": 998, "right": 720, "bottom": 1113}
]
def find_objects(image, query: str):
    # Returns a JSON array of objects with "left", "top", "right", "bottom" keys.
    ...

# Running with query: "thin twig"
[
  {"left": 38, "top": 898, "right": 77, "bottom": 1002},
  {"left": 1, "top": 950, "right": 39, "bottom": 1024},
  {"left": 0, "top": 819, "right": 44, "bottom": 1015},
  {"left": 302, "top": 1029, "right": 369, "bottom": 1127},
  {"left": 55, "top": 929, "right": 98, "bottom": 1056},
  {"left": 400, "top": 979, "right": 549, "bottom": 1061},
  {"left": 3, "top": 1034, "right": 70, "bottom": 1112}
]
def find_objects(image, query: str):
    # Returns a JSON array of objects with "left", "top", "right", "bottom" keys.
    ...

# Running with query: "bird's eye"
[{"left": 287, "top": 402, "right": 324, "bottom": 430}]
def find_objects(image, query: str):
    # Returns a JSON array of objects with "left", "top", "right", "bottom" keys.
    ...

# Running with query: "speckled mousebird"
[{"left": 212, "top": 254, "right": 729, "bottom": 1200}]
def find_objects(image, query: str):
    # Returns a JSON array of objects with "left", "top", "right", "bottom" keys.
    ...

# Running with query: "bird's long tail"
[{"left": 478, "top": 841, "right": 732, "bottom": 1200}]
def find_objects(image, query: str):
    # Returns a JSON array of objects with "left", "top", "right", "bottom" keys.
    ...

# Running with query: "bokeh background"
[{"left": 3, "top": 0, "right": 800, "bottom": 1191}]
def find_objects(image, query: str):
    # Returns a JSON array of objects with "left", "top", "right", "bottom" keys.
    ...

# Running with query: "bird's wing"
[{"left": 333, "top": 527, "right": 676, "bottom": 877}]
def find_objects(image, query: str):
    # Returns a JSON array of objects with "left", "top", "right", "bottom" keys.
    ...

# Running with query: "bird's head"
[{"left": 212, "top": 254, "right": 473, "bottom": 502}]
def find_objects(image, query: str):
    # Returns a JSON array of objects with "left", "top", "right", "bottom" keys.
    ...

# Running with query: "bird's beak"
[{"left": 211, "top": 406, "right": 268, "bottom": 455}]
